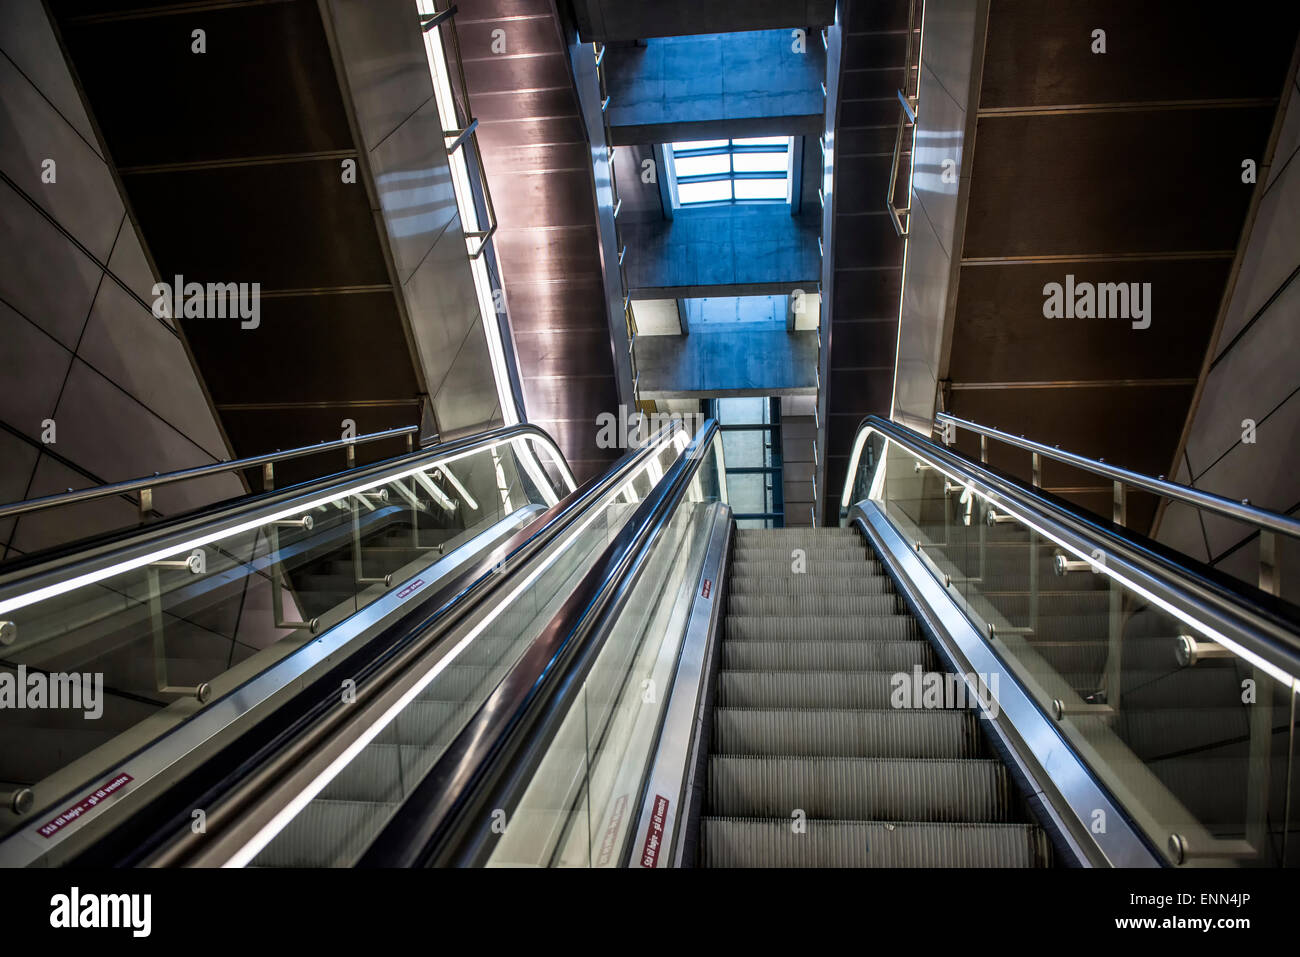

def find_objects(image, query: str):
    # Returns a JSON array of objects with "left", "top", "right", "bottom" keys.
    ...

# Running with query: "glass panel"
[
  {"left": 247, "top": 432, "right": 690, "bottom": 865},
  {"left": 676, "top": 180, "right": 732, "bottom": 204},
  {"left": 0, "top": 435, "right": 569, "bottom": 841},
  {"left": 732, "top": 136, "right": 789, "bottom": 146},
  {"left": 720, "top": 431, "right": 775, "bottom": 470},
  {"left": 861, "top": 431, "right": 1300, "bottom": 867},
  {"left": 732, "top": 151, "right": 789, "bottom": 173},
  {"left": 672, "top": 154, "right": 731, "bottom": 178},
  {"left": 734, "top": 178, "right": 787, "bottom": 200},
  {"left": 671, "top": 139, "right": 728, "bottom": 152},
  {"left": 487, "top": 432, "right": 727, "bottom": 866},
  {"left": 716, "top": 397, "right": 770, "bottom": 424}
]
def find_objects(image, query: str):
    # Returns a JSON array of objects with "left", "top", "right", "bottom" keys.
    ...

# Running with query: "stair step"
[
  {"left": 699, "top": 818, "right": 1052, "bottom": 867},
  {"left": 721, "top": 640, "right": 933, "bottom": 672},
  {"left": 706, "top": 756, "right": 1018, "bottom": 822},
  {"left": 717, "top": 670, "right": 942, "bottom": 709},
  {"left": 726, "top": 615, "right": 919, "bottom": 642},
  {"left": 728, "top": 595, "right": 898, "bottom": 617},
  {"left": 712, "top": 708, "right": 979, "bottom": 758},
  {"left": 727, "top": 575, "right": 893, "bottom": 595},
  {"left": 731, "top": 560, "right": 879, "bottom": 579}
]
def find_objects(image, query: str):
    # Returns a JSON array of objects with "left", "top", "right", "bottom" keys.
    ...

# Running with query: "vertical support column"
[
  {"left": 147, "top": 566, "right": 168, "bottom": 695},
  {"left": 1102, "top": 480, "right": 1128, "bottom": 705},
  {"left": 978, "top": 435, "right": 988, "bottom": 581},
  {"left": 1260, "top": 530, "right": 1278, "bottom": 596},
  {"left": 1245, "top": 669, "right": 1274, "bottom": 856}
]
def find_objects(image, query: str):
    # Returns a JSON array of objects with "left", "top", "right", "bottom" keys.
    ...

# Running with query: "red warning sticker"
[
  {"left": 37, "top": 773, "right": 133, "bottom": 838},
  {"left": 639, "top": 794, "right": 670, "bottom": 867},
  {"left": 701, "top": 579, "right": 712, "bottom": 599}
]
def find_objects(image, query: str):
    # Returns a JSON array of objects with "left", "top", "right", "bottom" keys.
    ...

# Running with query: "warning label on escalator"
[
  {"left": 37, "top": 772, "right": 134, "bottom": 838},
  {"left": 639, "top": 794, "right": 669, "bottom": 867}
]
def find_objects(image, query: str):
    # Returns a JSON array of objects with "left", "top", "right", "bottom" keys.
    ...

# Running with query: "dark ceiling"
[
  {"left": 942, "top": 0, "right": 1300, "bottom": 534},
  {"left": 47, "top": 0, "right": 425, "bottom": 488}
]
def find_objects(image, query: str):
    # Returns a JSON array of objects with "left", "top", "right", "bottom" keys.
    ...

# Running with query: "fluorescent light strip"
[
  {"left": 222, "top": 448, "right": 665, "bottom": 866},
  {"left": 513, "top": 437, "right": 560, "bottom": 508},
  {"left": 413, "top": 470, "right": 457, "bottom": 512},
  {"left": 418, "top": 8, "right": 520, "bottom": 426},
  {"left": 0, "top": 435, "right": 569, "bottom": 618},
  {"left": 440, "top": 465, "right": 479, "bottom": 511}
]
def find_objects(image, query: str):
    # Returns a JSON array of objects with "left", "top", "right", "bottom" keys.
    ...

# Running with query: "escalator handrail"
[
  {"left": 842, "top": 415, "right": 1300, "bottom": 685},
  {"left": 0, "top": 425, "right": 421, "bottom": 522},
  {"left": 141, "top": 420, "right": 689, "bottom": 866},
  {"left": 0, "top": 422, "right": 576, "bottom": 614},
  {"left": 933, "top": 412, "right": 1300, "bottom": 541},
  {"left": 357, "top": 421, "right": 720, "bottom": 867},
  {"left": 49, "top": 422, "right": 686, "bottom": 867}
]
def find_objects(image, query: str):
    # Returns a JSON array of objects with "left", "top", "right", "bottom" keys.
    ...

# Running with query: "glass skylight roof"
[{"left": 667, "top": 137, "right": 794, "bottom": 207}]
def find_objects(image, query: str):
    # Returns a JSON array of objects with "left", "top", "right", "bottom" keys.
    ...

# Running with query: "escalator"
[
  {"left": 1, "top": 411, "right": 1297, "bottom": 869},
  {"left": 699, "top": 526, "right": 1051, "bottom": 867}
]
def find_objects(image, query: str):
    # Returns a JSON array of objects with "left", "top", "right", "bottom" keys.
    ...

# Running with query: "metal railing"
[
  {"left": 935, "top": 412, "right": 1300, "bottom": 597},
  {"left": 421, "top": 4, "right": 499, "bottom": 258},
  {"left": 886, "top": 0, "right": 924, "bottom": 236},
  {"left": 0, "top": 426, "right": 419, "bottom": 524},
  {"left": 591, "top": 42, "right": 643, "bottom": 419}
]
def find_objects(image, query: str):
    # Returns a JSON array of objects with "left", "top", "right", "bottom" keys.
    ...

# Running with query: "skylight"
[{"left": 667, "top": 137, "right": 794, "bottom": 207}]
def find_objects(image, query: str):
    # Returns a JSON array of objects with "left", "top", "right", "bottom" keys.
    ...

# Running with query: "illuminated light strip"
[
  {"left": 513, "top": 437, "right": 560, "bottom": 508},
  {"left": 221, "top": 448, "right": 667, "bottom": 866},
  {"left": 417, "top": 4, "right": 519, "bottom": 427},
  {"left": 886, "top": 1, "right": 924, "bottom": 425},
  {"left": 440, "top": 465, "right": 479, "bottom": 511},
  {"left": 863, "top": 434, "right": 1300, "bottom": 694},
  {"left": 413, "top": 470, "right": 457, "bottom": 512},
  {"left": 491, "top": 447, "right": 514, "bottom": 513},
  {"left": 0, "top": 435, "right": 568, "bottom": 618}
]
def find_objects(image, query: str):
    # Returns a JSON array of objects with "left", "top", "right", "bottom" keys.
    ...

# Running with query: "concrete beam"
[
  {"left": 636, "top": 327, "right": 819, "bottom": 398},
  {"left": 573, "top": 0, "right": 836, "bottom": 42},
  {"left": 605, "top": 31, "right": 825, "bottom": 144},
  {"left": 624, "top": 205, "right": 821, "bottom": 298}
]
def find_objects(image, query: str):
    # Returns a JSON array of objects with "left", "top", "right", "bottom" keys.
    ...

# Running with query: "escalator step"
[
  {"left": 725, "top": 615, "right": 919, "bottom": 642},
  {"left": 699, "top": 818, "right": 1051, "bottom": 867},
  {"left": 706, "top": 755, "right": 1017, "bottom": 822},
  {"left": 733, "top": 546, "right": 869, "bottom": 562},
  {"left": 712, "top": 708, "right": 979, "bottom": 758},
  {"left": 728, "top": 574, "right": 893, "bottom": 595},
  {"left": 731, "top": 560, "right": 876, "bottom": 579},
  {"left": 721, "top": 639, "right": 934, "bottom": 672},
  {"left": 728, "top": 594, "right": 898, "bottom": 617},
  {"left": 717, "top": 671, "right": 921, "bottom": 709}
]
